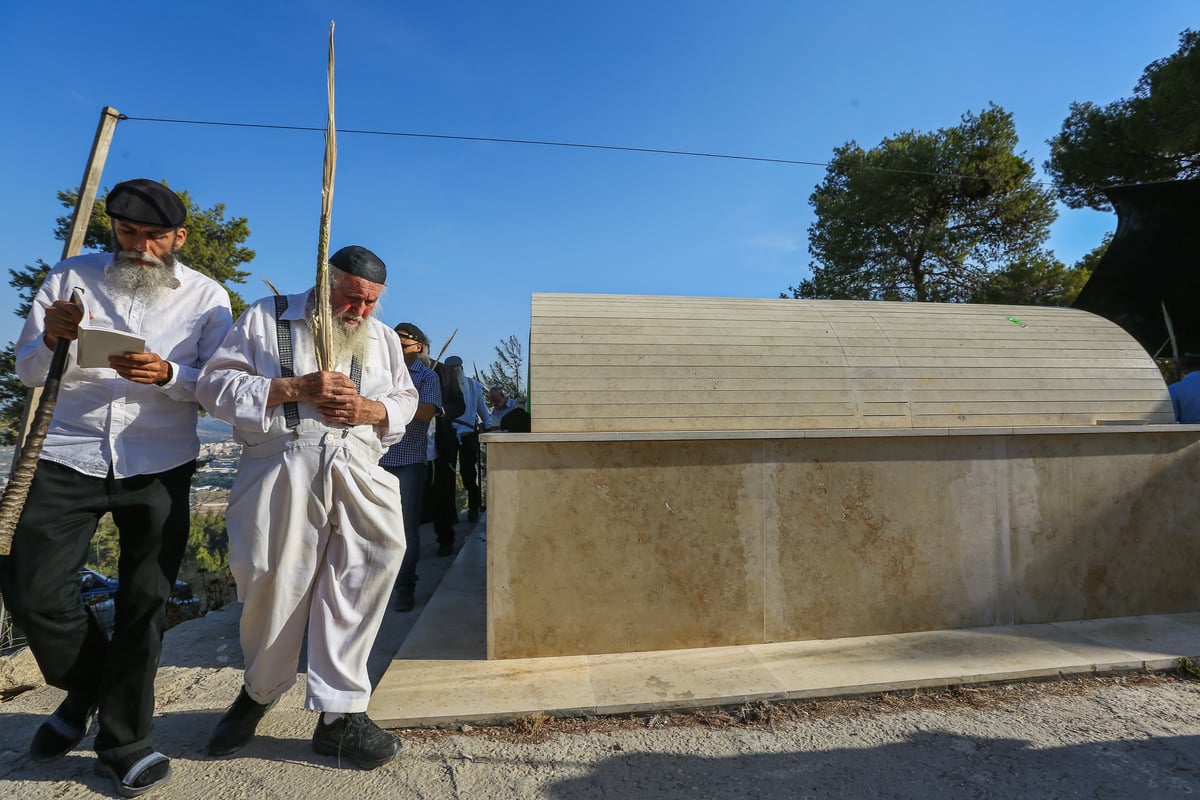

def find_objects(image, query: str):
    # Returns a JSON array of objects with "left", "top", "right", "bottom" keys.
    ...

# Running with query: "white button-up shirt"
[
  {"left": 15, "top": 252, "right": 233, "bottom": 479},
  {"left": 453, "top": 376, "right": 493, "bottom": 439}
]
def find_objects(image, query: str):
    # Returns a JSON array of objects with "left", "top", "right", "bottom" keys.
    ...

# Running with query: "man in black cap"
[
  {"left": 434, "top": 356, "right": 491, "bottom": 533},
  {"left": 0, "top": 179, "right": 233, "bottom": 796},
  {"left": 197, "top": 245, "right": 418, "bottom": 769},
  {"left": 379, "top": 322, "right": 442, "bottom": 612}
]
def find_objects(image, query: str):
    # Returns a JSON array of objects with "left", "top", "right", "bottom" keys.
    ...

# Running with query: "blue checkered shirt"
[{"left": 380, "top": 359, "right": 441, "bottom": 467}]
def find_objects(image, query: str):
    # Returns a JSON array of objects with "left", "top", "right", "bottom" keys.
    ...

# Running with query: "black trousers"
[
  {"left": 458, "top": 431, "right": 482, "bottom": 514},
  {"left": 431, "top": 423, "right": 460, "bottom": 545},
  {"left": 0, "top": 459, "right": 194, "bottom": 760}
]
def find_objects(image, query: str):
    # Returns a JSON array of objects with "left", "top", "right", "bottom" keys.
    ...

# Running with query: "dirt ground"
[{"left": 4, "top": 603, "right": 1200, "bottom": 798}]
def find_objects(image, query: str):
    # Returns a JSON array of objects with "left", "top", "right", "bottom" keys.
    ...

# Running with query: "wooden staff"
[
  {"left": 0, "top": 338, "right": 72, "bottom": 554},
  {"left": 0, "top": 290, "right": 85, "bottom": 553},
  {"left": 312, "top": 21, "right": 337, "bottom": 371}
]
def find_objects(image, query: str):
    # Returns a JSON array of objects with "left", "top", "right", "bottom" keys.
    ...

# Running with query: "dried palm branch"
[{"left": 312, "top": 21, "right": 338, "bottom": 371}]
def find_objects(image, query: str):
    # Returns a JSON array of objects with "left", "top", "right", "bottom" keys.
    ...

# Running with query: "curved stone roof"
[{"left": 529, "top": 293, "right": 1174, "bottom": 433}]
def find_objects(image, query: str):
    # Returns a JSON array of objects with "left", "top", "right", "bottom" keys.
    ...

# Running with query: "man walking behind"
[
  {"left": 380, "top": 322, "right": 441, "bottom": 612},
  {"left": 442, "top": 356, "right": 491, "bottom": 524}
]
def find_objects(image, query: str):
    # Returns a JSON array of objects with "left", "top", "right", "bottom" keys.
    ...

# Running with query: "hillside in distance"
[{"left": 197, "top": 414, "right": 234, "bottom": 443}]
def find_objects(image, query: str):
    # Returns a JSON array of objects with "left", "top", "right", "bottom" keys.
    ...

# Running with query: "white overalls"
[{"left": 197, "top": 291, "right": 417, "bottom": 712}]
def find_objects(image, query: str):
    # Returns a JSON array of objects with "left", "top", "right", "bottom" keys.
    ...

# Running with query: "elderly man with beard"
[
  {"left": 196, "top": 245, "right": 418, "bottom": 769},
  {"left": 0, "top": 179, "right": 233, "bottom": 796}
]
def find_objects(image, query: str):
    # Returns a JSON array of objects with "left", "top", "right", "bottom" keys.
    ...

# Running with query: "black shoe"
[
  {"left": 467, "top": 509, "right": 480, "bottom": 523},
  {"left": 312, "top": 712, "right": 400, "bottom": 769},
  {"left": 30, "top": 693, "right": 97, "bottom": 762},
  {"left": 208, "top": 686, "right": 276, "bottom": 756},
  {"left": 394, "top": 591, "right": 415, "bottom": 612},
  {"left": 95, "top": 747, "right": 172, "bottom": 797},
  {"left": 437, "top": 542, "right": 454, "bottom": 557}
]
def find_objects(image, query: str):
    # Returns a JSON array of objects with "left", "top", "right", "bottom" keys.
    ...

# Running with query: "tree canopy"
[
  {"left": 0, "top": 183, "right": 254, "bottom": 444},
  {"left": 480, "top": 334, "right": 526, "bottom": 399},
  {"left": 971, "top": 248, "right": 1096, "bottom": 307},
  {"left": 786, "top": 104, "right": 1058, "bottom": 304},
  {"left": 1045, "top": 28, "right": 1200, "bottom": 210}
]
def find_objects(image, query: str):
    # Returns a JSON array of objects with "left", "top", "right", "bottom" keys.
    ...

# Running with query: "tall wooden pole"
[
  {"left": 60, "top": 107, "right": 122, "bottom": 261},
  {"left": 0, "top": 106, "right": 121, "bottom": 554}
]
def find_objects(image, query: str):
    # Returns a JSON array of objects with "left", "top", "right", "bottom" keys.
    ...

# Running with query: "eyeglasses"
[{"left": 400, "top": 339, "right": 422, "bottom": 350}]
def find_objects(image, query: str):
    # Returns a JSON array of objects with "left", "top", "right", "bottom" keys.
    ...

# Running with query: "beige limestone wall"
[{"left": 485, "top": 427, "right": 1200, "bottom": 659}]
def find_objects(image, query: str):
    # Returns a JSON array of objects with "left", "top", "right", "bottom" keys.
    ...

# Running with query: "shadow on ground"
[{"left": 542, "top": 730, "right": 1200, "bottom": 798}]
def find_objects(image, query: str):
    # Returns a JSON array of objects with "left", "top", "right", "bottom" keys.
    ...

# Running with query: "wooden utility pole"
[
  {"left": 0, "top": 106, "right": 121, "bottom": 553},
  {"left": 59, "top": 106, "right": 122, "bottom": 261}
]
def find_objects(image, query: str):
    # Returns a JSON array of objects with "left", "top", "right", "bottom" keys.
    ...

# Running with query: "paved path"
[{"left": 4, "top": 516, "right": 1200, "bottom": 797}]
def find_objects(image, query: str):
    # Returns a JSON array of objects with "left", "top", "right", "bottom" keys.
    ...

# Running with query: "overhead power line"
[{"left": 119, "top": 113, "right": 1046, "bottom": 185}]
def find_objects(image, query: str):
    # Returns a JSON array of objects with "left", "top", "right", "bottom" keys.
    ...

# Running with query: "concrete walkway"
[{"left": 371, "top": 518, "right": 1200, "bottom": 727}]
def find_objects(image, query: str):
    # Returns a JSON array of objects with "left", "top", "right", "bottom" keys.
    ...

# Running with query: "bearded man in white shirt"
[
  {"left": 197, "top": 245, "right": 418, "bottom": 770},
  {"left": 0, "top": 179, "right": 233, "bottom": 797}
]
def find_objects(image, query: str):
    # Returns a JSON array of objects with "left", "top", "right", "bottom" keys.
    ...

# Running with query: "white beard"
[
  {"left": 307, "top": 307, "right": 373, "bottom": 367},
  {"left": 107, "top": 250, "right": 179, "bottom": 301}
]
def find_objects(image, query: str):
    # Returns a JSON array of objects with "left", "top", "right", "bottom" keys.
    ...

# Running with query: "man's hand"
[
  {"left": 268, "top": 370, "right": 387, "bottom": 426},
  {"left": 317, "top": 387, "right": 387, "bottom": 427},
  {"left": 109, "top": 351, "right": 171, "bottom": 385},
  {"left": 42, "top": 300, "right": 84, "bottom": 350}
]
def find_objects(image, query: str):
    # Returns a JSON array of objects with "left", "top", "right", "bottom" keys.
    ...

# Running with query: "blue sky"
[{"left": 0, "top": 2, "right": 1194, "bottom": 376}]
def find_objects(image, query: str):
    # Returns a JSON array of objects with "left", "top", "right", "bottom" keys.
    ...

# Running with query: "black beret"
[
  {"left": 444, "top": 355, "right": 463, "bottom": 367},
  {"left": 329, "top": 245, "right": 387, "bottom": 284},
  {"left": 105, "top": 179, "right": 187, "bottom": 228},
  {"left": 394, "top": 322, "right": 429, "bottom": 346}
]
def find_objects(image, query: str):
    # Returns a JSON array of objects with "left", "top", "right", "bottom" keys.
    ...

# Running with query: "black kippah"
[
  {"left": 105, "top": 179, "right": 187, "bottom": 227},
  {"left": 329, "top": 245, "right": 387, "bottom": 284}
]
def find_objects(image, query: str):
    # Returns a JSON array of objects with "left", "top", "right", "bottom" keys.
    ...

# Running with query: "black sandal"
[{"left": 95, "top": 749, "right": 173, "bottom": 798}]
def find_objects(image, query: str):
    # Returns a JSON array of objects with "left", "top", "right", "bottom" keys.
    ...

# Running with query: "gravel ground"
[{"left": 3, "top": 604, "right": 1200, "bottom": 799}]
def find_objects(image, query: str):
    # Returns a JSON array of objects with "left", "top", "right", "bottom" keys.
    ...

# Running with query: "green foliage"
[
  {"left": 87, "top": 515, "right": 120, "bottom": 578},
  {"left": 1046, "top": 29, "right": 1200, "bottom": 210},
  {"left": 0, "top": 344, "right": 24, "bottom": 445},
  {"left": 183, "top": 512, "right": 229, "bottom": 576},
  {"left": 971, "top": 252, "right": 1092, "bottom": 307},
  {"left": 7, "top": 259, "right": 52, "bottom": 321},
  {"left": 1068, "top": 234, "right": 1113, "bottom": 278},
  {"left": 0, "top": 261, "right": 52, "bottom": 444},
  {"left": 787, "top": 105, "right": 1058, "bottom": 304},
  {"left": 480, "top": 334, "right": 525, "bottom": 398},
  {"left": 86, "top": 511, "right": 228, "bottom": 580}
]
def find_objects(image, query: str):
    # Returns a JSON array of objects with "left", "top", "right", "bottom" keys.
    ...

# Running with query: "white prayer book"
[{"left": 72, "top": 289, "right": 146, "bottom": 369}]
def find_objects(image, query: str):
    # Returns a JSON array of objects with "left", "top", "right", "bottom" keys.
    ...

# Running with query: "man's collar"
[{"left": 278, "top": 288, "right": 314, "bottom": 321}]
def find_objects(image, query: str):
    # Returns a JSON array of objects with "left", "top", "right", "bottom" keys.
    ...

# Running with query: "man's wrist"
[{"left": 155, "top": 361, "right": 174, "bottom": 387}]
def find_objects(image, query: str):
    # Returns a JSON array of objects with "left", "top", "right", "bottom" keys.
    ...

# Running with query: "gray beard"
[
  {"left": 306, "top": 306, "right": 373, "bottom": 367},
  {"left": 108, "top": 250, "right": 178, "bottom": 301}
]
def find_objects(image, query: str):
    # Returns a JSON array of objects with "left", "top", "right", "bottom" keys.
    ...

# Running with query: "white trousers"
[{"left": 226, "top": 431, "right": 406, "bottom": 712}]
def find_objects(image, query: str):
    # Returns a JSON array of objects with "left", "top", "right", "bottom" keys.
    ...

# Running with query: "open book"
[{"left": 73, "top": 289, "right": 146, "bottom": 369}]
